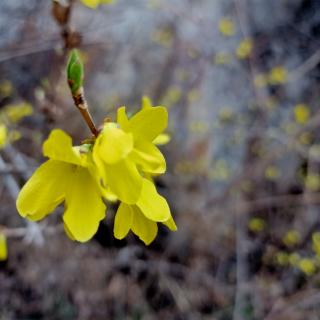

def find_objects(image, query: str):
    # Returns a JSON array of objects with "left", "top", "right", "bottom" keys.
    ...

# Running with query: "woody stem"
[{"left": 72, "top": 87, "right": 99, "bottom": 137}]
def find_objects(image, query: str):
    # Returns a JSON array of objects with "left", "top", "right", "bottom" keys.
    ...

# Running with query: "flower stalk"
[{"left": 71, "top": 87, "right": 99, "bottom": 137}]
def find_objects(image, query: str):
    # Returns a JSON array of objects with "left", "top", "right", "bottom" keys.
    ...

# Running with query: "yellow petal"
[
  {"left": 130, "top": 139, "right": 166, "bottom": 174},
  {"left": 141, "top": 96, "right": 152, "bottom": 109},
  {"left": 94, "top": 125, "right": 133, "bottom": 164},
  {"left": 136, "top": 179, "right": 171, "bottom": 222},
  {"left": 128, "top": 107, "right": 168, "bottom": 141},
  {"left": 114, "top": 202, "right": 133, "bottom": 239},
  {"left": 104, "top": 159, "right": 143, "bottom": 204},
  {"left": 16, "top": 160, "right": 71, "bottom": 221},
  {"left": 0, "top": 233, "right": 8, "bottom": 261},
  {"left": 63, "top": 167, "right": 106, "bottom": 242},
  {"left": 117, "top": 106, "right": 130, "bottom": 130},
  {"left": 153, "top": 133, "right": 171, "bottom": 145},
  {"left": 163, "top": 216, "right": 177, "bottom": 231},
  {"left": 131, "top": 206, "right": 158, "bottom": 245},
  {"left": 43, "top": 129, "right": 83, "bottom": 166}
]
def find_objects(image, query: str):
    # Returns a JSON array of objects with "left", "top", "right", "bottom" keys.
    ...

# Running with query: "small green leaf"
[{"left": 67, "top": 50, "right": 84, "bottom": 94}]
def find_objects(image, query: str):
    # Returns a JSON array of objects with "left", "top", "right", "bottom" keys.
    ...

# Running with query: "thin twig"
[
  {"left": 289, "top": 48, "right": 320, "bottom": 82},
  {"left": 0, "top": 223, "right": 63, "bottom": 239},
  {"left": 71, "top": 87, "right": 99, "bottom": 136}
]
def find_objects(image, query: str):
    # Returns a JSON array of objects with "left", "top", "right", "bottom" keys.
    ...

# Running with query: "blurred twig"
[
  {"left": 0, "top": 223, "right": 63, "bottom": 239},
  {"left": 289, "top": 48, "right": 320, "bottom": 82},
  {"left": 264, "top": 289, "right": 320, "bottom": 320}
]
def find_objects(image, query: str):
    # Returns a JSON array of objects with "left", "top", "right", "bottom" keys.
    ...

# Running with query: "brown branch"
[{"left": 71, "top": 87, "right": 99, "bottom": 137}]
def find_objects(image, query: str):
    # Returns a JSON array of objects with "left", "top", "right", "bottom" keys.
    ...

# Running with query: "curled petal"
[{"left": 43, "top": 129, "right": 84, "bottom": 166}]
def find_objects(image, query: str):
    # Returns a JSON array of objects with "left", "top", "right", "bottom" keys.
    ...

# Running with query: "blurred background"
[{"left": 1, "top": 0, "right": 320, "bottom": 319}]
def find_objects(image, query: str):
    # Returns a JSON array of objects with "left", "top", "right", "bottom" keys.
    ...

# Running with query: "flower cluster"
[{"left": 16, "top": 98, "right": 177, "bottom": 245}]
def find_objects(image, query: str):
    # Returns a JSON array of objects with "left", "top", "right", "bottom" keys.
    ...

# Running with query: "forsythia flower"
[
  {"left": 16, "top": 102, "right": 177, "bottom": 245},
  {"left": 16, "top": 130, "right": 106, "bottom": 242},
  {"left": 80, "top": 0, "right": 113, "bottom": 9},
  {"left": 94, "top": 101, "right": 168, "bottom": 200},
  {"left": 0, "top": 124, "right": 7, "bottom": 149},
  {"left": 218, "top": 18, "right": 235, "bottom": 37},
  {"left": 0, "top": 233, "right": 8, "bottom": 261},
  {"left": 94, "top": 100, "right": 176, "bottom": 244}
]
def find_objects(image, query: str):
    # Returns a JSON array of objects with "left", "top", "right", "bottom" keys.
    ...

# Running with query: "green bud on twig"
[{"left": 67, "top": 49, "right": 84, "bottom": 94}]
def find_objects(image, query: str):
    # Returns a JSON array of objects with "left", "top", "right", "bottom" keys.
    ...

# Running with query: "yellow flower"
[
  {"left": 294, "top": 104, "right": 310, "bottom": 124},
  {"left": 0, "top": 124, "right": 7, "bottom": 149},
  {"left": 268, "top": 66, "right": 288, "bottom": 85},
  {"left": 248, "top": 217, "right": 265, "bottom": 232},
  {"left": 93, "top": 101, "right": 167, "bottom": 205},
  {"left": 4, "top": 103, "right": 33, "bottom": 123},
  {"left": 80, "top": 0, "right": 113, "bottom": 9},
  {"left": 214, "top": 52, "right": 232, "bottom": 65},
  {"left": 0, "top": 233, "right": 8, "bottom": 261},
  {"left": 93, "top": 122, "right": 142, "bottom": 204},
  {"left": 114, "top": 179, "right": 177, "bottom": 245},
  {"left": 283, "top": 230, "right": 301, "bottom": 247},
  {"left": 298, "top": 258, "right": 316, "bottom": 276},
  {"left": 236, "top": 38, "right": 253, "bottom": 59},
  {"left": 16, "top": 100, "right": 176, "bottom": 245},
  {"left": 218, "top": 18, "right": 235, "bottom": 37},
  {"left": 312, "top": 232, "right": 320, "bottom": 256},
  {"left": 16, "top": 129, "right": 106, "bottom": 242}
]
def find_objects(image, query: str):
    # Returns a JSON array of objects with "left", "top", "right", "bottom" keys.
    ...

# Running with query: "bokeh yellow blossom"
[
  {"left": 219, "top": 18, "right": 235, "bottom": 36},
  {"left": 236, "top": 38, "right": 253, "bottom": 59},
  {"left": 80, "top": 0, "right": 113, "bottom": 9},
  {"left": 0, "top": 233, "right": 8, "bottom": 261},
  {"left": 0, "top": 124, "right": 7, "bottom": 149}
]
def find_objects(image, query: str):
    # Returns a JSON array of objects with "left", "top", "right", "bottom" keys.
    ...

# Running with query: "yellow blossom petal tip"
[
  {"left": 43, "top": 129, "right": 83, "bottom": 166},
  {"left": 141, "top": 96, "right": 153, "bottom": 109},
  {"left": 128, "top": 107, "right": 168, "bottom": 141}
]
